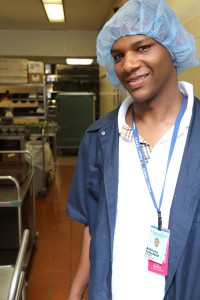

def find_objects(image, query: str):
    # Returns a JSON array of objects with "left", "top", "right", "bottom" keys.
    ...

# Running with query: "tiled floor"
[{"left": 26, "top": 155, "right": 88, "bottom": 299}]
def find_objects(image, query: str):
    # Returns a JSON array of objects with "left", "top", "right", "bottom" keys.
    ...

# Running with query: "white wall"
[{"left": 0, "top": 30, "right": 98, "bottom": 58}]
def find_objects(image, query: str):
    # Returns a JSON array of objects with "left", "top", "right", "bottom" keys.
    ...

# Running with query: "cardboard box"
[
  {"left": 0, "top": 58, "right": 29, "bottom": 70},
  {"left": 28, "top": 73, "right": 43, "bottom": 83},
  {"left": 0, "top": 58, "right": 29, "bottom": 83},
  {"left": 28, "top": 61, "right": 44, "bottom": 74},
  {"left": 0, "top": 76, "right": 28, "bottom": 83}
]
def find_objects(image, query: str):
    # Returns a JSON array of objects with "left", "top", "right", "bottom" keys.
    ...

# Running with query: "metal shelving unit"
[
  {"left": 0, "top": 80, "right": 47, "bottom": 120},
  {"left": 0, "top": 80, "right": 56, "bottom": 196},
  {"left": 0, "top": 150, "right": 35, "bottom": 245}
]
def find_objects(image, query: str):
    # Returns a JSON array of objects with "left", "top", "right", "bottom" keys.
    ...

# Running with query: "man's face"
[
  {"left": 154, "top": 238, "right": 160, "bottom": 247},
  {"left": 111, "top": 35, "right": 176, "bottom": 103}
]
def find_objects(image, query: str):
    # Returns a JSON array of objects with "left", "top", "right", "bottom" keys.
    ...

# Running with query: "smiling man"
[{"left": 67, "top": 0, "right": 200, "bottom": 299}]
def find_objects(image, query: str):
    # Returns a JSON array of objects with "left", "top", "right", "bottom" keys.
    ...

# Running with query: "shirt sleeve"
[{"left": 66, "top": 132, "right": 103, "bottom": 228}]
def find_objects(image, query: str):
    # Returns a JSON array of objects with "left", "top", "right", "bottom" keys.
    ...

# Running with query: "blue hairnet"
[{"left": 96, "top": 0, "right": 199, "bottom": 88}]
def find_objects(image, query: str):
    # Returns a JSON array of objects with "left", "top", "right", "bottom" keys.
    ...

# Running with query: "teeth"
[{"left": 128, "top": 75, "right": 148, "bottom": 83}]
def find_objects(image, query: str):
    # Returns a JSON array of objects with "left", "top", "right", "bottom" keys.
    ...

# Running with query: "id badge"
[
  {"left": 148, "top": 243, "right": 169, "bottom": 275},
  {"left": 144, "top": 226, "right": 170, "bottom": 264}
]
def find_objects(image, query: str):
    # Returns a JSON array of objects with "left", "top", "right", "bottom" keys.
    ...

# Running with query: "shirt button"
[{"left": 101, "top": 131, "right": 105, "bottom": 135}]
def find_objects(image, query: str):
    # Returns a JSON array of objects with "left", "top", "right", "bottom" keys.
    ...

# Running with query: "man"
[{"left": 67, "top": 0, "right": 200, "bottom": 299}]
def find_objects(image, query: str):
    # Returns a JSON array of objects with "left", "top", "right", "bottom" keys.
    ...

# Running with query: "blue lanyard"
[{"left": 132, "top": 95, "right": 186, "bottom": 230}]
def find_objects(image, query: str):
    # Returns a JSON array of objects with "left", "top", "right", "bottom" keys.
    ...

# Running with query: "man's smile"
[{"left": 126, "top": 74, "right": 149, "bottom": 88}]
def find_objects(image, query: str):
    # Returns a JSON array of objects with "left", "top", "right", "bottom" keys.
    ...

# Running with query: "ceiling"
[
  {"left": 0, "top": 0, "right": 199, "bottom": 66},
  {"left": 0, "top": 0, "right": 115, "bottom": 31},
  {"left": 0, "top": 0, "right": 199, "bottom": 32}
]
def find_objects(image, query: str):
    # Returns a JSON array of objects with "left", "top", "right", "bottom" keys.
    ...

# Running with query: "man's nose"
[{"left": 122, "top": 53, "right": 140, "bottom": 72}]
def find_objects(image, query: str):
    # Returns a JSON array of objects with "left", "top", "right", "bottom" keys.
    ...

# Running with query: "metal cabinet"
[{"left": 55, "top": 92, "right": 96, "bottom": 152}]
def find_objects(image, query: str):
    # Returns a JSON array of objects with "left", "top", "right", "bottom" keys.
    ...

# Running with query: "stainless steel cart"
[
  {"left": 0, "top": 229, "right": 30, "bottom": 300},
  {"left": 0, "top": 150, "right": 35, "bottom": 245}
]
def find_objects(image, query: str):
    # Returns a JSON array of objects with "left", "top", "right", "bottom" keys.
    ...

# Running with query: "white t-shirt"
[{"left": 112, "top": 81, "right": 194, "bottom": 299}]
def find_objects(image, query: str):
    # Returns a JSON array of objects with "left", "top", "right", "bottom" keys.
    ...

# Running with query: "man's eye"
[
  {"left": 113, "top": 53, "right": 123, "bottom": 62},
  {"left": 138, "top": 45, "right": 150, "bottom": 52}
]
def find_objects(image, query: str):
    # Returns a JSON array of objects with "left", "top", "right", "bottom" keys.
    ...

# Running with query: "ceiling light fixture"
[
  {"left": 66, "top": 58, "right": 94, "bottom": 65},
  {"left": 42, "top": 0, "right": 65, "bottom": 22}
]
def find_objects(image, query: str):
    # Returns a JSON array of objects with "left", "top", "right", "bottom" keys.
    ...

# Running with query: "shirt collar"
[
  {"left": 118, "top": 95, "right": 133, "bottom": 133},
  {"left": 118, "top": 81, "right": 194, "bottom": 136}
]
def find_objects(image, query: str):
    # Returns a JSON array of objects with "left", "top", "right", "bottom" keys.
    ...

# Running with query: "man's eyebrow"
[{"left": 111, "top": 35, "right": 151, "bottom": 54}]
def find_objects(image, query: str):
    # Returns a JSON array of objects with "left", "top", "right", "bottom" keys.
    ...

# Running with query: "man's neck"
[{"left": 125, "top": 90, "right": 185, "bottom": 147}]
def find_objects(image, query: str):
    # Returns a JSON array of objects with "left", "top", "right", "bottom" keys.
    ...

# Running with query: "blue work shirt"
[{"left": 67, "top": 97, "right": 200, "bottom": 300}]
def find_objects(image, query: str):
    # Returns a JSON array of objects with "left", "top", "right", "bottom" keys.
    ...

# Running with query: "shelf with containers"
[
  {"left": 0, "top": 80, "right": 57, "bottom": 196},
  {"left": 0, "top": 81, "right": 47, "bottom": 122}
]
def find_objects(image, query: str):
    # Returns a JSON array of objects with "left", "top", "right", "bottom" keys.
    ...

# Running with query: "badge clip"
[{"left": 158, "top": 211, "right": 162, "bottom": 231}]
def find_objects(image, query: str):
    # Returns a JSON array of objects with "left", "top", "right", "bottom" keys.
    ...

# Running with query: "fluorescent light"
[
  {"left": 44, "top": 4, "right": 65, "bottom": 22},
  {"left": 66, "top": 58, "right": 94, "bottom": 65},
  {"left": 42, "top": 0, "right": 65, "bottom": 22}
]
